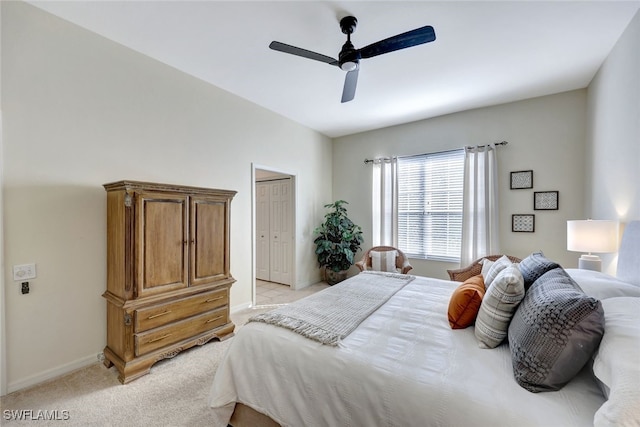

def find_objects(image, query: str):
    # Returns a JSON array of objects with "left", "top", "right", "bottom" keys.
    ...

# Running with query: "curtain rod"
[{"left": 363, "top": 140, "right": 508, "bottom": 164}]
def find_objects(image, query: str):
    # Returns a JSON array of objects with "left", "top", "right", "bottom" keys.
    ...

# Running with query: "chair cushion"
[
  {"left": 448, "top": 275, "right": 485, "bottom": 329},
  {"left": 370, "top": 250, "right": 397, "bottom": 272}
]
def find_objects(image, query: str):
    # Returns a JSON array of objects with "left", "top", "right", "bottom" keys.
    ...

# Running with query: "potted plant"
[{"left": 313, "top": 200, "right": 364, "bottom": 285}]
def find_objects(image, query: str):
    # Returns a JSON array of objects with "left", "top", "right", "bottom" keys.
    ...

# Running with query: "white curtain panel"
[
  {"left": 460, "top": 145, "right": 500, "bottom": 266},
  {"left": 372, "top": 157, "right": 398, "bottom": 247}
]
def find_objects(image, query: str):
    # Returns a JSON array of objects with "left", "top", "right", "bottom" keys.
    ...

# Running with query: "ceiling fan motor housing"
[{"left": 339, "top": 41, "right": 359, "bottom": 70}]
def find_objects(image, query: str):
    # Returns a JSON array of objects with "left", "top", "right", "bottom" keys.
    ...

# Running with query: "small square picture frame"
[
  {"left": 534, "top": 191, "right": 559, "bottom": 210},
  {"left": 512, "top": 214, "right": 535, "bottom": 232},
  {"left": 510, "top": 170, "right": 533, "bottom": 190}
]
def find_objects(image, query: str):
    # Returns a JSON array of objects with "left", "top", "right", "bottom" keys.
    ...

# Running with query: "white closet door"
[
  {"left": 255, "top": 182, "right": 270, "bottom": 281},
  {"left": 269, "top": 180, "right": 293, "bottom": 286}
]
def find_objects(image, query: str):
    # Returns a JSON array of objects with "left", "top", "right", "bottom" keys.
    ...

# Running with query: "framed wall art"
[
  {"left": 512, "top": 214, "right": 535, "bottom": 232},
  {"left": 534, "top": 191, "right": 559, "bottom": 210},
  {"left": 510, "top": 170, "right": 533, "bottom": 189}
]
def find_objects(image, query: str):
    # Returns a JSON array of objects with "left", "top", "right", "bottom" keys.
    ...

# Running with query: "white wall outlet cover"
[{"left": 13, "top": 263, "right": 37, "bottom": 281}]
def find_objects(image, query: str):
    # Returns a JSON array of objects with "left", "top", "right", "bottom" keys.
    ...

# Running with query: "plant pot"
[{"left": 324, "top": 268, "right": 348, "bottom": 285}]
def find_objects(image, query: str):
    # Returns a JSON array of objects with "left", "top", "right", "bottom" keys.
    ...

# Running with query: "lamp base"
[{"left": 578, "top": 254, "right": 602, "bottom": 272}]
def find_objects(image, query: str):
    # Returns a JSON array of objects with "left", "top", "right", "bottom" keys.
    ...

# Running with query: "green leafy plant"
[{"left": 313, "top": 200, "right": 364, "bottom": 273}]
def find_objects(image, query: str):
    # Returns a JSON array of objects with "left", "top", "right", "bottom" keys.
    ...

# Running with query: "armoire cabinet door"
[
  {"left": 190, "top": 196, "right": 229, "bottom": 286},
  {"left": 135, "top": 192, "right": 189, "bottom": 297}
]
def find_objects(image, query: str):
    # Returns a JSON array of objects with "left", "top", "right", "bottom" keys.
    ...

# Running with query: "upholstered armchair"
[
  {"left": 355, "top": 246, "right": 413, "bottom": 274},
  {"left": 446, "top": 254, "right": 521, "bottom": 282}
]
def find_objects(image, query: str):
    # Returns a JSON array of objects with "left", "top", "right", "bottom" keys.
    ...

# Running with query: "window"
[{"left": 397, "top": 149, "right": 464, "bottom": 261}]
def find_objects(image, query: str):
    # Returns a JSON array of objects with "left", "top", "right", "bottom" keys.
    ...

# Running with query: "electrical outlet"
[{"left": 13, "top": 264, "right": 37, "bottom": 281}]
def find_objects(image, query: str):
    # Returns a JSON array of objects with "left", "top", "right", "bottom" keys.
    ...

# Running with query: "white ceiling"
[{"left": 28, "top": 1, "right": 640, "bottom": 138}]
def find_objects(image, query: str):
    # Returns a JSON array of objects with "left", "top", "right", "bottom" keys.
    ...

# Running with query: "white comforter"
[{"left": 209, "top": 275, "right": 605, "bottom": 427}]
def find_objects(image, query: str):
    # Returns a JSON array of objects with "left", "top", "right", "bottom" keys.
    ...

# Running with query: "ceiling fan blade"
[
  {"left": 341, "top": 68, "right": 359, "bottom": 103},
  {"left": 269, "top": 41, "right": 339, "bottom": 66},
  {"left": 358, "top": 25, "right": 436, "bottom": 59}
]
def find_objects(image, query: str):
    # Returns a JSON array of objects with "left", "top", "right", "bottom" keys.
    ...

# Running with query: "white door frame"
[
  {"left": 251, "top": 163, "right": 297, "bottom": 306},
  {"left": 1, "top": 110, "right": 7, "bottom": 396}
]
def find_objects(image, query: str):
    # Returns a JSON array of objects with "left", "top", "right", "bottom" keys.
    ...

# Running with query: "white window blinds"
[{"left": 397, "top": 149, "right": 464, "bottom": 261}]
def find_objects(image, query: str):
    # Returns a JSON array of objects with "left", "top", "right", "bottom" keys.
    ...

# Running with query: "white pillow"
[
  {"left": 566, "top": 269, "right": 640, "bottom": 300},
  {"left": 480, "top": 258, "right": 495, "bottom": 278},
  {"left": 593, "top": 297, "right": 640, "bottom": 427},
  {"left": 483, "top": 255, "right": 511, "bottom": 288},
  {"left": 370, "top": 250, "right": 397, "bottom": 272}
]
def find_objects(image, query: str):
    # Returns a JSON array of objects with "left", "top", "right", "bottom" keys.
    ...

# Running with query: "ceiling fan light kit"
[{"left": 269, "top": 15, "right": 436, "bottom": 103}]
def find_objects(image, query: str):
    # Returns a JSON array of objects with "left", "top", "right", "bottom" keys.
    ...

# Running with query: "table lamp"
[{"left": 567, "top": 219, "right": 618, "bottom": 271}]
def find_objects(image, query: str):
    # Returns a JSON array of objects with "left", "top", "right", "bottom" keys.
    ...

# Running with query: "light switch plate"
[{"left": 13, "top": 264, "right": 37, "bottom": 281}]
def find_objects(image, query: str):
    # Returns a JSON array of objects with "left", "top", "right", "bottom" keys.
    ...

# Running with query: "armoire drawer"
[
  {"left": 134, "top": 288, "right": 228, "bottom": 332},
  {"left": 135, "top": 307, "right": 228, "bottom": 356}
]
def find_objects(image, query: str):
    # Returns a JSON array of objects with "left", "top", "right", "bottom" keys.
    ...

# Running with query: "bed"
[{"left": 209, "top": 221, "right": 640, "bottom": 427}]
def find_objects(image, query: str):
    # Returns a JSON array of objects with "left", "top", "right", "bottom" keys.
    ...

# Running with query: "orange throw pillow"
[{"left": 448, "top": 275, "right": 486, "bottom": 329}]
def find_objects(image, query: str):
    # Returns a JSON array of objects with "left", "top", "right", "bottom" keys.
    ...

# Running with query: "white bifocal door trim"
[{"left": 255, "top": 178, "right": 293, "bottom": 286}]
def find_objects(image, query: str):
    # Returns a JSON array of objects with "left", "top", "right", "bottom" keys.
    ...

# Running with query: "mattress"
[{"left": 209, "top": 275, "right": 605, "bottom": 427}]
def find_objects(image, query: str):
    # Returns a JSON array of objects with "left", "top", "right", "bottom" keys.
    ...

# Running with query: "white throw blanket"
[{"left": 249, "top": 271, "right": 414, "bottom": 345}]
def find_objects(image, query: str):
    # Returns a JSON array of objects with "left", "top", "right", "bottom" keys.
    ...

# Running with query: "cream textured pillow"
[
  {"left": 475, "top": 264, "right": 525, "bottom": 349},
  {"left": 480, "top": 258, "right": 495, "bottom": 278},
  {"left": 483, "top": 255, "right": 512, "bottom": 288},
  {"left": 370, "top": 250, "right": 397, "bottom": 272}
]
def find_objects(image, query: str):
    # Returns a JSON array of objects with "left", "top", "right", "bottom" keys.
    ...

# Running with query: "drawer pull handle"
[
  {"left": 206, "top": 315, "right": 224, "bottom": 324},
  {"left": 204, "top": 296, "right": 224, "bottom": 303},
  {"left": 147, "top": 311, "right": 172, "bottom": 320},
  {"left": 148, "top": 333, "right": 172, "bottom": 343}
]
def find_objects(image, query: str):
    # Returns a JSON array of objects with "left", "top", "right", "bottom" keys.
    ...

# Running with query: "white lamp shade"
[{"left": 567, "top": 220, "right": 619, "bottom": 253}]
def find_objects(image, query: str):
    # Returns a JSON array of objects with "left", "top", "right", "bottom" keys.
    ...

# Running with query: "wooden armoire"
[{"left": 102, "top": 180, "right": 236, "bottom": 383}]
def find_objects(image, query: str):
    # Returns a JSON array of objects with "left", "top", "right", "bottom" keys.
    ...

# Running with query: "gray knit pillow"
[
  {"left": 475, "top": 264, "right": 525, "bottom": 349},
  {"left": 518, "top": 251, "right": 560, "bottom": 290},
  {"left": 508, "top": 267, "right": 604, "bottom": 392}
]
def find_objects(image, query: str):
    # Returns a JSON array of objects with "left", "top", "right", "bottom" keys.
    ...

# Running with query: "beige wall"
[
  {"left": 586, "top": 10, "right": 640, "bottom": 274},
  {"left": 1, "top": 2, "right": 331, "bottom": 392},
  {"left": 332, "top": 90, "right": 588, "bottom": 279}
]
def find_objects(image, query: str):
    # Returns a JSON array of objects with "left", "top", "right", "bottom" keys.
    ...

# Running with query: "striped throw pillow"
[{"left": 475, "top": 264, "right": 525, "bottom": 349}]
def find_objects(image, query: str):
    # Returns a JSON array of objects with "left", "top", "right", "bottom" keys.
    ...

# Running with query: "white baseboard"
[
  {"left": 7, "top": 354, "right": 99, "bottom": 394},
  {"left": 230, "top": 301, "right": 252, "bottom": 313}
]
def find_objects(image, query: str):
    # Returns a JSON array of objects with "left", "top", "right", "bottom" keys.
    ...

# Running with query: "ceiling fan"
[{"left": 269, "top": 16, "right": 436, "bottom": 103}]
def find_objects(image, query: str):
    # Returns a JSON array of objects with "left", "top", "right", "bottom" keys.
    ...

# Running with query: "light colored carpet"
[{"left": 0, "top": 282, "right": 328, "bottom": 426}]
